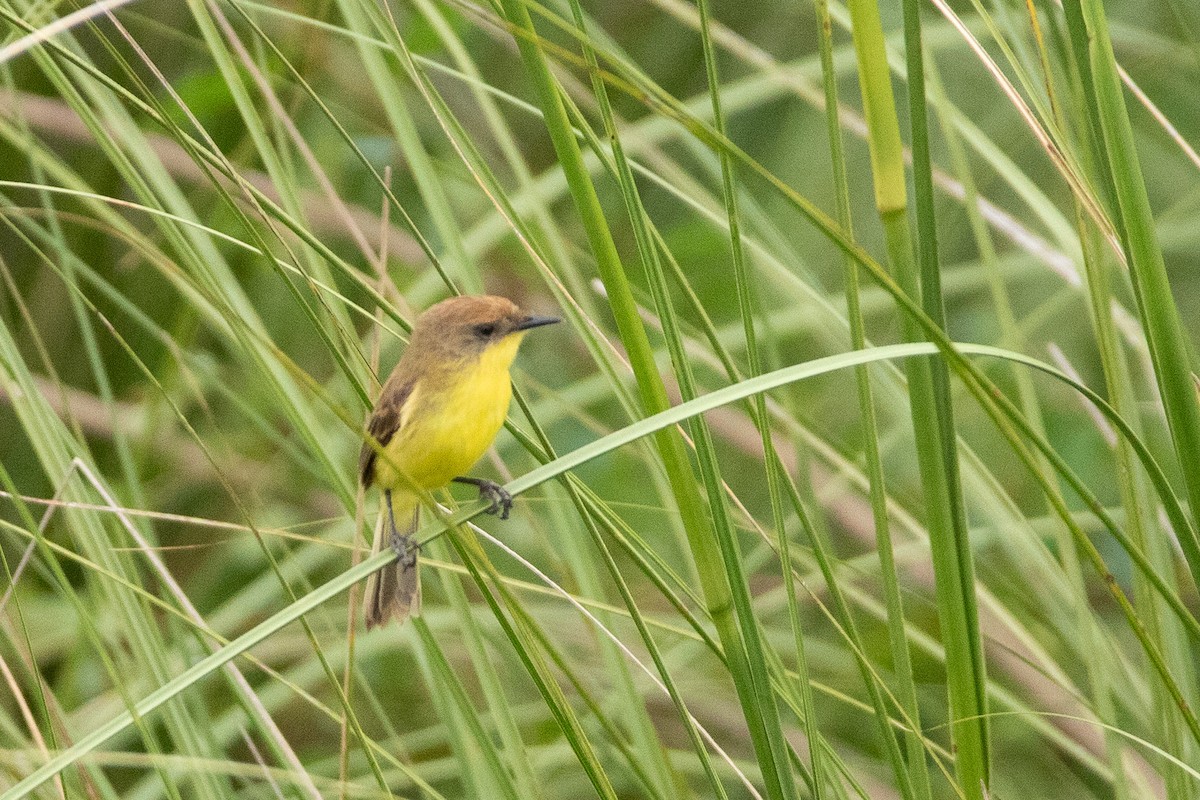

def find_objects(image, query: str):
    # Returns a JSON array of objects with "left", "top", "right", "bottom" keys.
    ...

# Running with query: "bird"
[{"left": 359, "top": 295, "right": 559, "bottom": 628}]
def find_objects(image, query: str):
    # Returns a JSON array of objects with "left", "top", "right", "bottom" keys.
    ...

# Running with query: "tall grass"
[{"left": 1, "top": 0, "right": 1199, "bottom": 798}]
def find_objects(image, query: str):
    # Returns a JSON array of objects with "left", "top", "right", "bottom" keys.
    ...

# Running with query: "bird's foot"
[
  {"left": 475, "top": 479, "right": 512, "bottom": 520},
  {"left": 388, "top": 532, "right": 420, "bottom": 568},
  {"left": 452, "top": 476, "right": 514, "bottom": 519}
]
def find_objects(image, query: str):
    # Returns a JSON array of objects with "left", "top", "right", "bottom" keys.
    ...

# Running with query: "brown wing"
[{"left": 359, "top": 379, "right": 414, "bottom": 487}]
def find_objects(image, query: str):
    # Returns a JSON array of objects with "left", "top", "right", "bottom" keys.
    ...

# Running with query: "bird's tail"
[{"left": 364, "top": 493, "right": 421, "bottom": 629}]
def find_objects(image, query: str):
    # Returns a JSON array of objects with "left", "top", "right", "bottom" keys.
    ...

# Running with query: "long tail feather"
[{"left": 364, "top": 496, "right": 420, "bottom": 628}]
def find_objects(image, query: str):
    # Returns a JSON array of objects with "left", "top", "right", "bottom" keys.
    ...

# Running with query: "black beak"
[{"left": 513, "top": 315, "right": 561, "bottom": 332}]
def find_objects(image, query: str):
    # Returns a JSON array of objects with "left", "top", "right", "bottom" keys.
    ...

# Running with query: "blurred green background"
[{"left": 2, "top": 0, "right": 1200, "bottom": 798}]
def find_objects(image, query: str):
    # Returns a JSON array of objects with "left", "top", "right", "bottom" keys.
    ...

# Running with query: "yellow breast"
[{"left": 372, "top": 334, "right": 522, "bottom": 492}]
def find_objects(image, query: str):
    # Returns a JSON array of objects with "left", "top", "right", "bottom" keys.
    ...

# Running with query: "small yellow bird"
[{"left": 359, "top": 295, "right": 559, "bottom": 628}]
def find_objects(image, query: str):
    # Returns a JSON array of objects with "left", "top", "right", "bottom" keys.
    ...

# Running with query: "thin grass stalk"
[
  {"left": 518, "top": 347, "right": 1190, "bottom": 796},
  {"left": 899, "top": 0, "right": 991, "bottom": 788},
  {"left": 414, "top": 649, "right": 494, "bottom": 798},
  {"left": 541, "top": 488, "right": 686, "bottom": 797},
  {"left": 181, "top": 1, "right": 367, "bottom": 358},
  {"left": 1059, "top": 0, "right": 1200, "bottom": 586},
  {"left": 0, "top": 229, "right": 226, "bottom": 800},
  {"left": 692, "top": 2, "right": 830, "bottom": 796},
  {"left": 464, "top": 574, "right": 714, "bottom": 794},
  {"left": 0, "top": 346, "right": 214, "bottom": 799},
  {"left": 429, "top": 541, "right": 544, "bottom": 799},
  {"left": 444, "top": 530, "right": 623, "bottom": 799},
  {"left": 412, "top": 618, "right": 525, "bottom": 800},
  {"left": 47, "top": 213, "right": 147, "bottom": 518},
  {"left": 612, "top": 91, "right": 1200, "bottom": 669},
  {"left": 337, "top": 0, "right": 476, "bottom": 293},
  {"left": 408, "top": 0, "right": 597, "bottom": 312},
  {"left": 1025, "top": 14, "right": 1150, "bottom": 795},
  {"left": 886, "top": 211, "right": 988, "bottom": 800},
  {"left": 600, "top": 89, "right": 804, "bottom": 800},
  {"left": 1046, "top": 9, "right": 1200, "bottom": 797},
  {"left": 814, "top": 2, "right": 932, "bottom": 797},
  {"left": 582, "top": 57, "right": 805, "bottom": 800},
  {"left": 1058, "top": 3, "right": 1200, "bottom": 788},
  {"left": 647, "top": 216, "right": 916, "bottom": 799},
  {"left": 574, "top": 229, "right": 948, "bottom": 799},
  {"left": 559, "top": 477, "right": 724, "bottom": 653},
  {"left": 13, "top": 5, "right": 369, "bottom": 499},
  {"left": 1075, "top": 212, "right": 1156, "bottom": 800},
  {"left": 494, "top": 0, "right": 801, "bottom": 796},
  {"left": 0, "top": 470, "right": 66, "bottom": 789},
  {"left": 10, "top": 111, "right": 156, "bottom": 746},
  {"left": 139, "top": 33, "right": 376, "bottom": 474},
  {"left": 963, "top": 389, "right": 1200, "bottom": 754},
  {"left": 84, "top": 448, "right": 325, "bottom": 800},
  {"left": 338, "top": 184, "right": 392, "bottom": 800},
  {"left": 519, "top": 626, "right": 721, "bottom": 798},
  {"left": 80, "top": 279, "right": 403, "bottom": 798},
  {"left": 554, "top": 522, "right": 687, "bottom": 797},
  {"left": 844, "top": 0, "right": 988, "bottom": 796},
  {"left": 215, "top": 2, "right": 460, "bottom": 305},
  {"left": 523, "top": 463, "right": 739, "bottom": 798},
  {"left": 634, "top": 233, "right": 933, "bottom": 798},
  {"left": 378, "top": 466, "right": 671, "bottom": 795},
  {"left": 0, "top": 466, "right": 127, "bottom": 799}
]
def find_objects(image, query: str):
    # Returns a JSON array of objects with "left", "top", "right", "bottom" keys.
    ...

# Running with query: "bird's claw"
[
  {"left": 388, "top": 532, "right": 420, "bottom": 568},
  {"left": 476, "top": 479, "right": 513, "bottom": 520}
]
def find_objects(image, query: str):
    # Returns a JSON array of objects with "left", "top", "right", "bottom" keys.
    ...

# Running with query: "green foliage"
[{"left": 1, "top": 0, "right": 1199, "bottom": 798}]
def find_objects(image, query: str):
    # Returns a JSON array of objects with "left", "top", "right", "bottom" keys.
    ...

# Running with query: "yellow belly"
[{"left": 372, "top": 339, "right": 519, "bottom": 492}]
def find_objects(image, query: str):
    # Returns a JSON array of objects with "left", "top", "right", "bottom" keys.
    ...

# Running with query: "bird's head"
[{"left": 409, "top": 295, "right": 559, "bottom": 366}]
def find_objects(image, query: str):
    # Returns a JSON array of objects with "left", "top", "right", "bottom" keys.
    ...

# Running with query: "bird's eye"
[{"left": 474, "top": 323, "right": 497, "bottom": 339}]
